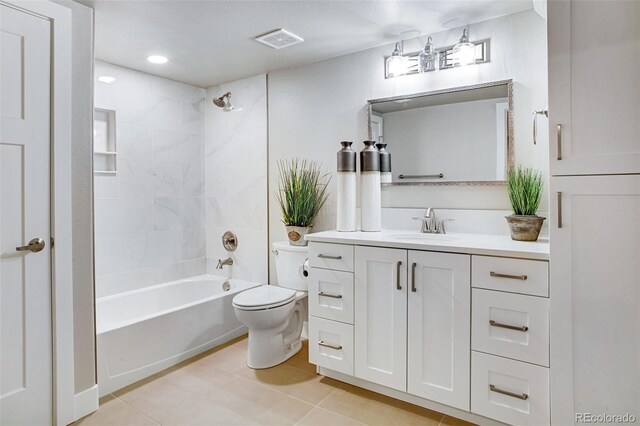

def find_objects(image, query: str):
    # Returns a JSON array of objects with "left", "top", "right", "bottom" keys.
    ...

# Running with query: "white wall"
[
  {"left": 268, "top": 10, "right": 548, "bottom": 282},
  {"left": 93, "top": 61, "right": 207, "bottom": 297},
  {"left": 204, "top": 75, "right": 268, "bottom": 283},
  {"left": 52, "top": 0, "right": 96, "bottom": 396}
]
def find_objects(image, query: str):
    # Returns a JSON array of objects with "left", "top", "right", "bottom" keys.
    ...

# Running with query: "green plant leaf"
[
  {"left": 275, "top": 159, "right": 331, "bottom": 227},
  {"left": 507, "top": 166, "right": 544, "bottom": 216}
]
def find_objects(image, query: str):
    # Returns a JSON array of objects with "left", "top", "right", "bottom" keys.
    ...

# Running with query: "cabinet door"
[
  {"left": 548, "top": 0, "right": 640, "bottom": 175},
  {"left": 550, "top": 175, "right": 640, "bottom": 425},
  {"left": 354, "top": 246, "right": 407, "bottom": 391},
  {"left": 407, "top": 251, "right": 470, "bottom": 410}
]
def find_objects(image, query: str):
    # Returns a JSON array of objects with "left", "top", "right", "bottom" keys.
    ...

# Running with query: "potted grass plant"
[
  {"left": 276, "top": 159, "right": 330, "bottom": 246},
  {"left": 506, "top": 166, "right": 545, "bottom": 241}
]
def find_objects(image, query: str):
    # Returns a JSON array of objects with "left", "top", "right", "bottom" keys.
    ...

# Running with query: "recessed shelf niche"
[{"left": 93, "top": 108, "right": 117, "bottom": 175}]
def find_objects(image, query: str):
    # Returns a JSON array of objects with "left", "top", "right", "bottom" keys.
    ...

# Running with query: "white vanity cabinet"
[
  {"left": 354, "top": 246, "right": 407, "bottom": 391},
  {"left": 548, "top": 0, "right": 640, "bottom": 176},
  {"left": 407, "top": 251, "right": 470, "bottom": 410},
  {"left": 306, "top": 233, "right": 549, "bottom": 425},
  {"left": 352, "top": 247, "right": 471, "bottom": 406}
]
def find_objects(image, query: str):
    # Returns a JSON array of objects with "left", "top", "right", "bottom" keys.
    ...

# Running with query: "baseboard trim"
[{"left": 74, "top": 384, "right": 99, "bottom": 421}]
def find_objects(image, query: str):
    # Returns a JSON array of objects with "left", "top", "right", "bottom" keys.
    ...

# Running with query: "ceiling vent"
[{"left": 254, "top": 29, "right": 304, "bottom": 50}]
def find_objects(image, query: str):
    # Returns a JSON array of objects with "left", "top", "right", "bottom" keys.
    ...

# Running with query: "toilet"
[{"left": 232, "top": 241, "right": 308, "bottom": 369}]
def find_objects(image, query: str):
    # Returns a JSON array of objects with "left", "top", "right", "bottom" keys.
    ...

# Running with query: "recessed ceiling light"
[
  {"left": 147, "top": 55, "right": 168, "bottom": 64},
  {"left": 98, "top": 75, "right": 116, "bottom": 83}
]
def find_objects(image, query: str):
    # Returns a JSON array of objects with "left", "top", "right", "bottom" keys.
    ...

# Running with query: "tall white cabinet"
[
  {"left": 548, "top": 0, "right": 640, "bottom": 176},
  {"left": 548, "top": 1, "right": 640, "bottom": 424}
]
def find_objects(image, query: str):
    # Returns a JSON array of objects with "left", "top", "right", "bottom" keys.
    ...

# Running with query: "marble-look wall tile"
[
  {"left": 94, "top": 61, "right": 206, "bottom": 296},
  {"left": 204, "top": 74, "right": 268, "bottom": 283}
]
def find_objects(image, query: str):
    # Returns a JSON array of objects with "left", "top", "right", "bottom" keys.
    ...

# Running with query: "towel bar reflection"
[{"left": 398, "top": 173, "right": 444, "bottom": 180}]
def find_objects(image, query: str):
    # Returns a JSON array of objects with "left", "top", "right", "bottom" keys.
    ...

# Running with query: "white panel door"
[
  {"left": 548, "top": 0, "right": 640, "bottom": 175},
  {"left": 550, "top": 175, "right": 640, "bottom": 425},
  {"left": 0, "top": 5, "right": 52, "bottom": 425},
  {"left": 407, "top": 251, "right": 470, "bottom": 410},
  {"left": 355, "top": 246, "right": 407, "bottom": 391}
]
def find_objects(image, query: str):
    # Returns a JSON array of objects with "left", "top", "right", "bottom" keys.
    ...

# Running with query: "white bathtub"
[{"left": 96, "top": 274, "right": 259, "bottom": 396}]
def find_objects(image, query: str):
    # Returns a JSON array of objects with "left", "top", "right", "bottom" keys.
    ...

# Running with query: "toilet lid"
[{"left": 233, "top": 285, "right": 296, "bottom": 310}]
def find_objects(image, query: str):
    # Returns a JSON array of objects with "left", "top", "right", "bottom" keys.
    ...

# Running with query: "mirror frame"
[{"left": 367, "top": 79, "right": 513, "bottom": 186}]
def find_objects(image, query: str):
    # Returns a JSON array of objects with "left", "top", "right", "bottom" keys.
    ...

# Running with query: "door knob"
[{"left": 16, "top": 238, "right": 46, "bottom": 253}]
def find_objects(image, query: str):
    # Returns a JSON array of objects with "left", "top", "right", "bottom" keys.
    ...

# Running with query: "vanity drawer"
[
  {"left": 309, "top": 268, "right": 354, "bottom": 324},
  {"left": 472, "top": 289, "right": 549, "bottom": 366},
  {"left": 308, "top": 317, "right": 354, "bottom": 375},
  {"left": 309, "top": 242, "right": 354, "bottom": 272},
  {"left": 471, "top": 352, "right": 550, "bottom": 426},
  {"left": 472, "top": 256, "right": 548, "bottom": 297}
]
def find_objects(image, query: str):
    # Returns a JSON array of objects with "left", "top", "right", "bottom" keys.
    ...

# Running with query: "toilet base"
[{"left": 246, "top": 334, "right": 302, "bottom": 369}]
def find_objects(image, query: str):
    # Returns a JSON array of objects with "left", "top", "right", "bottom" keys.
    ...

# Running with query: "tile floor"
[{"left": 75, "top": 335, "right": 475, "bottom": 426}]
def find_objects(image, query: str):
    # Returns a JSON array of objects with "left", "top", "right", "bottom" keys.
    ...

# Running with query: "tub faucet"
[{"left": 216, "top": 257, "right": 233, "bottom": 269}]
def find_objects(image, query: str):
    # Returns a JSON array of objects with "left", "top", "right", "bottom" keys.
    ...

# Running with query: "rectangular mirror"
[{"left": 368, "top": 79, "right": 512, "bottom": 185}]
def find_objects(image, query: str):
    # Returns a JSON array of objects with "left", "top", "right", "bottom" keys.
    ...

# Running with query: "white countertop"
[{"left": 306, "top": 230, "right": 549, "bottom": 260}]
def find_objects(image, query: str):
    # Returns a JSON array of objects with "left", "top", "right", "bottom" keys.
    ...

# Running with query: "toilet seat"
[{"left": 232, "top": 285, "right": 296, "bottom": 311}]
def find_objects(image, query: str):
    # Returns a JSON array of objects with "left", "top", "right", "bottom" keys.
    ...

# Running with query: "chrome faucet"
[
  {"left": 216, "top": 257, "right": 233, "bottom": 269},
  {"left": 413, "top": 208, "right": 454, "bottom": 234}
]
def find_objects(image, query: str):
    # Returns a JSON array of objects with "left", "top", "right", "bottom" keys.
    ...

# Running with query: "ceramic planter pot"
[
  {"left": 285, "top": 225, "right": 312, "bottom": 246},
  {"left": 506, "top": 215, "right": 545, "bottom": 241}
]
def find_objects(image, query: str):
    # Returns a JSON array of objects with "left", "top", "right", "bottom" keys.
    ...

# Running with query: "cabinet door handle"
[
  {"left": 556, "top": 124, "right": 562, "bottom": 160},
  {"left": 411, "top": 262, "right": 417, "bottom": 292},
  {"left": 318, "top": 292, "right": 342, "bottom": 299},
  {"left": 490, "top": 320, "right": 529, "bottom": 332},
  {"left": 557, "top": 192, "right": 563, "bottom": 228},
  {"left": 396, "top": 261, "right": 402, "bottom": 290},
  {"left": 490, "top": 384, "right": 529, "bottom": 400},
  {"left": 318, "top": 254, "right": 342, "bottom": 260},
  {"left": 318, "top": 341, "right": 342, "bottom": 350},
  {"left": 490, "top": 271, "right": 528, "bottom": 280}
]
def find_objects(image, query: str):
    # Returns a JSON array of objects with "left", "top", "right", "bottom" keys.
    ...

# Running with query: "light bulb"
[{"left": 452, "top": 29, "right": 476, "bottom": 67}]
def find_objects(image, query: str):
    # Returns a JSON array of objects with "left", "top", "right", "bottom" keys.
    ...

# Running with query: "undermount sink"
[{"left": 390, "top": 233, "right": 460, "bottom": 242}]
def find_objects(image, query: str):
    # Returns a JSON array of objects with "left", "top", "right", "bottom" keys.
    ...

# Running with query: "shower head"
[{"left": 213, "top": 92, "right": 236, "bottom": 111}]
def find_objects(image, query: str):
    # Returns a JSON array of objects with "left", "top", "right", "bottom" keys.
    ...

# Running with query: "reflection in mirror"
[{"left": 368, "top": 80, "right": 512, "bottom": 185}]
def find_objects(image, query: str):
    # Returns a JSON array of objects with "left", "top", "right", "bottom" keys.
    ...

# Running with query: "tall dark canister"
[
  {"left": 360, "top": 141, "right": 381, "bottom": 231},
  {"left": 336, "top": 141, "right": 357, "bottom": 231},
  {"left": 376, "top": 143, "right": 392, "bottom": 184}
]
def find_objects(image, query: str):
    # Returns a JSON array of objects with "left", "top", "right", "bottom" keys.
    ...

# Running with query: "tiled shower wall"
[
  {"left": 93, "top": 61, "right": 207, "bottom": 298},
  {"left": 205, "top": 75, "right": 268, "bottom": 283}
]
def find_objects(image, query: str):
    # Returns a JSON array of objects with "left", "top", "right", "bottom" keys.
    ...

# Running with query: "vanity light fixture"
[
  {"left": 212, "top": 92, "right": 239, "bottom": 112},
  {"left": 384, "top": 32, "right": 489, "bottom": 78},
  {"left": 386, "top": 42, "right": 410, "bottom": 78},
  {"left": 146, "top": 55, "right": 168, "bottom": 64},
  {"left": 418, "top": 37, "right": 438, "bottom": 73},
  {"left": 452, "top": 29, "right": 476, "bottom": 67},
  {"left": 98, "top": 75, "right": 116, "bottom": 84}
]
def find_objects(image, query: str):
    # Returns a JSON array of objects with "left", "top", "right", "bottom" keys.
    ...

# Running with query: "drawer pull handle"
[
  {"left": 556, "top": 123, "right": 562, "bottom": 161},
  {"left": 318, "top": 254, "right": 342, "bottom": 260},
  {"left": 318, "top": 341, "right": 342, "bottom": 350},
  {"left": 318, "top": 292, "right": 342, "bottom": 299},
  {"left": 490, "top": 271, "right": 528, "bottom": 280},
  {"left": 396, "top": 261, "right": 402, "bottom": 290},
  {"left": 490, "top": 320, "right": 529, "bottom": 332},
  {"left": 490, "top": 384, "right": 529, "bottom": 401},
  {"left": 411, "top": 262, "right": 417, "bottom": 292}
]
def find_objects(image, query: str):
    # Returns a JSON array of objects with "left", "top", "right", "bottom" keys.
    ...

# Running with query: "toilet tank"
[{"left": 273, "top": 241, "right": 308, "bottom": 291}]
